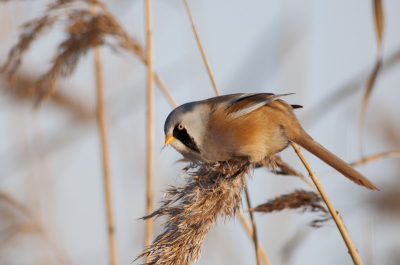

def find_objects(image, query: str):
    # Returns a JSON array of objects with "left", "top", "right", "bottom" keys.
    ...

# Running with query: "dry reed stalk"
[
  {"left": 154, "top": 74, "right": 178, "bottom": 108},
  {"left": 359, "top": 0, "right": 385, "bottom": 155},
  {"left": 291, "top": 143, "right": 362, "bottom": 264},
  {"left": 137, "top": 162, "right": 251, "bottom": 264},
  {"left": 304, "top": 47, "right": 400, "bottom": 127},
  {"left": 144, "top": 0, "right": 155, "bottom": 256},
  {"left": 91, "top": 4, "right": 119, "bottom": 265},
  {"left": 183, "top": 0, "right": 220, "bottom": 96},
  {"left": 244, "top": 186, "right": 261, "bottom": 265},
  {"left": 349, "top": 150, "right": 400, "bottom": 167},
  {"left": 237, "top": 212, "right": 272, "bottom": 265},
  {"left": 244, "top": 185, "right": 261, "bottom": 264}
]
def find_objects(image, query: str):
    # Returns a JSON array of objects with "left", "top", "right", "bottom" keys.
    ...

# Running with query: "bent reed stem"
[
  {"left": 291, "top": 143, "right": 362, "bottom": 265},
  {"left": 91, "top": 4, "right": 119, "bottom": 265}
]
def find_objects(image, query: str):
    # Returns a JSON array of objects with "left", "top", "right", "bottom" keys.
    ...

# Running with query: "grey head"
[{"left": 164, "top": 101, "right": 210, "bottom": 162}]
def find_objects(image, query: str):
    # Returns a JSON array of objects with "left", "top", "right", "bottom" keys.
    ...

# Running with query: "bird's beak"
[{"left": 165, "top": 136, "right": 175, "bottom": 146}]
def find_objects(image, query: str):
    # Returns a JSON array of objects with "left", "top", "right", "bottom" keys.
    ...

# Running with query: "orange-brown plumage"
[{"left": 164, "top": 93, "right": 379, "bottom": 190}]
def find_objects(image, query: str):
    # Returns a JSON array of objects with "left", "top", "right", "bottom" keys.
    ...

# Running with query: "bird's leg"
[{"left": 229, "top": 161, "right": 250, "bottom": 179}]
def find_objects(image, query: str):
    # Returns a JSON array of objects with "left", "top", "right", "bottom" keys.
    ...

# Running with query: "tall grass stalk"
[
  {"left": 145, "top": 0, "right": 155, "bottom": 258},
  {"left": 291, "top": 143, "right": 362, "bottom": 265},
  {"left": 245, "top": 186, "right": 261, "bottom": 265},
  {"left": 91, "top": 4, "right": 119, "bottom": 265},
  {"left": 238, "top": 212, "right": 272, "bottom": 265},
  {"left": 359, "top": 0, "right": 385, "bottom": 156},
  {"left": 183, "top": 0, "right": 220, "bottom": 96},
  {"left": 155, "top": 74, "right": 178, "bottom": 108}
]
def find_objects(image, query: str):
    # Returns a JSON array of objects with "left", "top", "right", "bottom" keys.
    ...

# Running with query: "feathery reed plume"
[
  {"left": 248, "top": 190, "right": 330, "bottom": 227},
  {"left": 1, "top": 0, "right": 179, "bottom": 109},
  {"left": 256, "top": 155, "right": 317, "bottom": 192},
  {"left": 249, "top": 190, "right": 327, "bottom": 214},
  {"left": 136, "top": 162, "right": 250, "bottom": 264},
  {"left": 1, "top": 74, "right": 92, "bottom": 121},
  {"left": 1, "top": 0, "right": 135, "bottom": 99},
  {"left": 0, "top": 0, "right": 150, "bottom": 99}
]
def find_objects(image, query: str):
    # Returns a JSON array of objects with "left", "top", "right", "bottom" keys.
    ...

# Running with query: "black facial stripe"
[{"left": 173, "top": 126, "right": 200, "bottom": 153}]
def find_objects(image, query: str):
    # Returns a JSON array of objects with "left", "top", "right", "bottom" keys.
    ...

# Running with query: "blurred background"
[{"left": 0, "top": 0, "right": 399, "bottom": 264}]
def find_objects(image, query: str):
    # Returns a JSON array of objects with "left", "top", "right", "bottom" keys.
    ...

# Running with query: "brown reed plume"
[
  {"left": 1, "top": 0, "right": 179, "bottom": 109},
  {"left": 248, "top": 190, "right": 330, "bottom": 228},
  {"left": 0, "top": 0, "right": 145, "bottom": 102},
  {"left": 256, "top": 154, "right": 317, "bottom": 192},
  {"left": 136, "top": 162, "right": 251, "bottom": 265},
  {"left": 249, "top": 190, "right": 327, "bottom": 214}
]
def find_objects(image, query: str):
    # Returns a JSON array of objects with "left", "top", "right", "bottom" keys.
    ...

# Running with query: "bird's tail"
[{"left": 285, "top": 127, "right": 379, "bottom": 190}]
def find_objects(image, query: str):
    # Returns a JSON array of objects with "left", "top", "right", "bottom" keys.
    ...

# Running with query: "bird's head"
[{"left": 164, "top": 101, "right": 210, "bottom": 162}]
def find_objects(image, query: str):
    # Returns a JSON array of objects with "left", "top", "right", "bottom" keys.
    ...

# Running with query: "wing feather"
[{"left": 228, "top": 93, "right": 294, "bottom": 119}]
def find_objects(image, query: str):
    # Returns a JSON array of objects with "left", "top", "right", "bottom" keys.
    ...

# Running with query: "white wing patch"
[{"left": 229, "top": 93, "right": 294, "bottom": 119}]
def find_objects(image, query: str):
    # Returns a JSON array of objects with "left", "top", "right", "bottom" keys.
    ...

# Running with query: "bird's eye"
[{"left": 178, "top": 123, "right": 184, "bottom": 130}]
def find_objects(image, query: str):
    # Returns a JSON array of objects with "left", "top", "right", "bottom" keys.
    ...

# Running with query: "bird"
[{"left": 164, "top": 93, "right": 378, "bottom": 190}]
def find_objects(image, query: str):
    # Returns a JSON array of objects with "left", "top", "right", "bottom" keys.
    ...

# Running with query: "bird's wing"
[{"left": 227, "top": 93, "right": 294, "bottom": 119}]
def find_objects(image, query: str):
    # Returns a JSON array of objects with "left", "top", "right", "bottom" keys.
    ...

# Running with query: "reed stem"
[
  {"left": 155, "top": 74, "right": 178, "bottom": 108},
  {"left": 238, "top": 212, "right": 272, "bottom": 265},
  {"left": 183, "top": 0, "right": 220, "bottom": 96},
  {"left": 95, "top": 49, "right": 119, "bottom": 265},
  {"left": 91, "top": 4, "right": 119, "bottom": 265},
  {"left": 291, "top": 143, "right": 362, "bottom": 265},
  {"left": 145, "top": 0, "right": 155, "bottom": 259},
  {"left": 245, "top": 186, "right": 261, "bottom": 265}
]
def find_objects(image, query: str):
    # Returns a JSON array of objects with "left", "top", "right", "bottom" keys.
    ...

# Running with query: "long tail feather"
[{"left": 286, "top": 129, "right": 379, "bottom": 190}]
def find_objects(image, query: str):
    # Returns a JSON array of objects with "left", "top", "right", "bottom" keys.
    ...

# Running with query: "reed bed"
[{"left": 0, "top": 0, "right": 399, "bottom": 264}]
